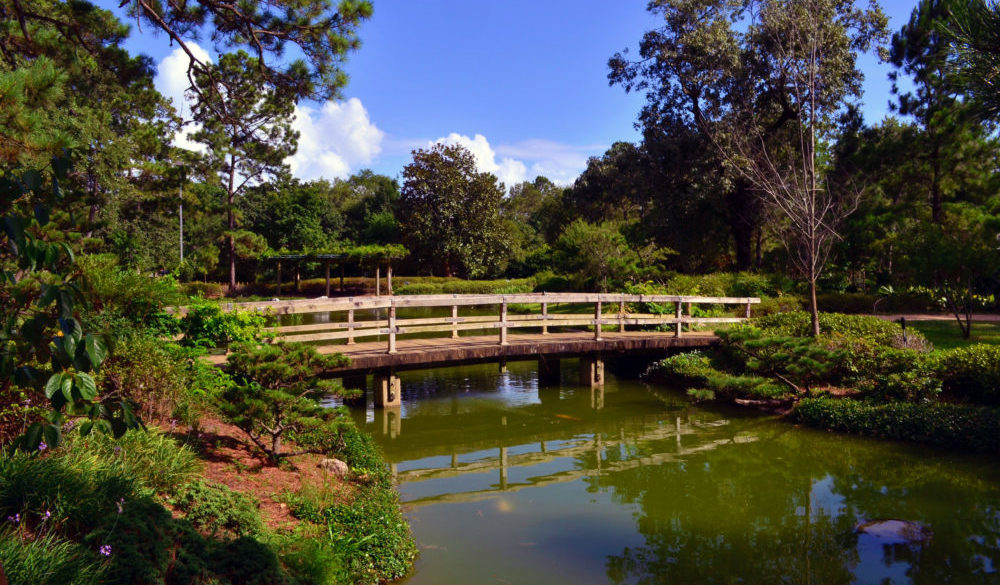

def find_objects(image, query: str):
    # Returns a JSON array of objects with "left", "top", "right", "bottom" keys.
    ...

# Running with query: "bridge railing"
[{"left": 228, "top": 293, "right": 760, "bottom": 354}]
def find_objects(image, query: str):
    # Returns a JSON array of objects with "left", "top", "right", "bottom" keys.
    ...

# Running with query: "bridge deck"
[{"left": 310, "top": 330, "right": 718, "bottom": 374}]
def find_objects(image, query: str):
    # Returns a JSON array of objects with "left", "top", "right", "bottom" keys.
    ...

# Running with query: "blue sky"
[{"left": 102, "top": 0, "right": 921, "bottom": 186}]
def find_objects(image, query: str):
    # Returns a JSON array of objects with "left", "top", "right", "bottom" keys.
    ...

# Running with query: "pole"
[{"left": 178, "top": 184, "right": 184, "bottom": 264}]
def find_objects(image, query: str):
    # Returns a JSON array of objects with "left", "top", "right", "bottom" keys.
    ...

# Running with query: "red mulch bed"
[{"left": 167, "top": 417, "right": 355, "bottom": 532}]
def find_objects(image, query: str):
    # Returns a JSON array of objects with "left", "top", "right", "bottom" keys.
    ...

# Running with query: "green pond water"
[{"left": 348, "top": 359, "right": 1000, "bottom": 585}]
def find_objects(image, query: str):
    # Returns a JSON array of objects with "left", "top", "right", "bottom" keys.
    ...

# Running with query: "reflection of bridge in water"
[{"left": 354, "top": 375, "right": 761, "bottom": 507}]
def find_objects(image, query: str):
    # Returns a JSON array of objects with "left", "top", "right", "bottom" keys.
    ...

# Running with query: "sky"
[{"left": 100, "top": 0, "right": 923, "bottom": 187}]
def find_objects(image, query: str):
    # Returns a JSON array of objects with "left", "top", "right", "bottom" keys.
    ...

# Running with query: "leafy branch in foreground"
[{"left": 222, "top": 342, "right": 356, "bottom": 462}]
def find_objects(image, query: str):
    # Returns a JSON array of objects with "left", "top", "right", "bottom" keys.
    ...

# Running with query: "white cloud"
[
  {"left": 154, "top": 44, "right": 212, "bottom": 153},
  {"left": 287, "top": 98, "right": 385, "bottom": 181},
  {"left": 433, "top": 133, "right": 528, "bottom": 188},
  {"left": 433, "top": 133, "right": 604, "bottom": 189}
]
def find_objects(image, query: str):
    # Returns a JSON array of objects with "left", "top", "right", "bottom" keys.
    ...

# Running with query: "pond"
[{"left": 348, "top": 359, "right": 1000, "bottom": 585}]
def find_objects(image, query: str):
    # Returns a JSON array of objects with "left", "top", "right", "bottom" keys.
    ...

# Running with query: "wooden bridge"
[{"left": 213, "top": 292, "right": 760, "bottom": 406}]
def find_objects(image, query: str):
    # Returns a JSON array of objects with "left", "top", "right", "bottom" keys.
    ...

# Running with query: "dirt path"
[{"left": 874, "top": 313, "right": 1000, "bottom": 322}]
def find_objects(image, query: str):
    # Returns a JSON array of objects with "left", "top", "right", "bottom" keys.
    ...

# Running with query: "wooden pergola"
[{"left": 264, "top": 247, "right": 406, "bottom": 296}]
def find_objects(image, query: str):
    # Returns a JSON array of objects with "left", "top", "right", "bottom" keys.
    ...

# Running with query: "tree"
[
  {"left": 399, "top": 143, "right": 511, "bottom": 278},
  {"left": 946, "top": 0, "right": 1000, "bottom": 119},
  {"left": 612, "top": 0, "right": 887, "bottom": 336},
  {"left": 190, "top": 51, "right": 298, "bottom": 290},
  {"left": 223, "top": 342, "right": 354, "bottom": 462},
  {"left": 553, "top": 220, "right": 671, "bottom": 291}
]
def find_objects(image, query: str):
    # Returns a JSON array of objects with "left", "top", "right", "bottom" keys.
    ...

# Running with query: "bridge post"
[
  {"left": 499, "top": 300, "right": 509, "bottom": 345},
  {"left": 619, "top": 298, "right": 626, "bottom": 333},
  {"left": 451, "top": 305, "right": 459, "bottom": 339},
  {"left": 594, "top": 301, "right": 602, "bottom": 341},
  {"left": 342, "top": 374, "right": 367, "bottom": 408},
  {"left": 745, "top": 299, "right": 752, "bottom": 318},
  {"left": 387, "top": 302, "right": 397, "bottom": 353},
  {"left": 686, "top": 302, "right": 693, "bottom": 332},
  {"left": 374, "top": 371, "right": 401, "bottom": 408},
  {"left": 579, "top": 356, "right": 604, "bottom": 389},
  {"left": 347, "top": 309, "right": 355, "bottom": 345},
  {"left": 499, "top": 446, "right": 508, "bottom": 490},
  {"left": 538, "top": 358, "right": 560, "bottom": 386},
  {"left": 674, "top": 301, "right": 682, "bottom": 338},
  {"left": 591, "top": 384, "right": 604, "bottom": 410},
  {"left": 541, "top": 302, "right": 549, "bottom": 335}
]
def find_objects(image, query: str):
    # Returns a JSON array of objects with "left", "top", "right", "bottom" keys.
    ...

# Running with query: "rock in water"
[{"left": 319, "top": 458, "right": 350, "bottom": 477}]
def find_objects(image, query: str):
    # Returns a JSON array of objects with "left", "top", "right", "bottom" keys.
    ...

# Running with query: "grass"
[{"left": 909, "top": 320, "right": 1000, "bottom": 350}]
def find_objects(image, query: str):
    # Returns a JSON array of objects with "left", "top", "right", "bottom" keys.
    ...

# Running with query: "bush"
[
  {"left": 78, "top": 254, "right": 184, "bottom": 319},
  {"left": 648, "top": 351, "right": 790, "bottom": 401},
  {"left": 180, "top": 303, "right": 271, "bottom": 349},
  {"left": 930, "top": 344, "right": 1000, "bottom": 406},
  {"left": 394, "top": 277, "right": 536, "bottom": 295},
  {"left": 752, "top": 311, "right": 925, "bottom": 347},
  {"left": 180, "top": 281, "right": 225, "bottom": 299},
  {"left": 793, "top": 398, "right": 1000, "bottom": 453},
  {"left": 171, "top": 480, "right": 264, "bottom": 538},
  {"left": 753, "top": 295, "right": 806, "bottom": 316},
  {"left": 663, "top": 272, "right": 781, "bottom": 297}
]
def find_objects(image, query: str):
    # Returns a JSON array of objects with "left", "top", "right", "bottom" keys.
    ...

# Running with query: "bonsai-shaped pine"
[
  {"left": 222, "top": 342, "right": 358, "bottom": 463},
  {"left": 718, "top": 327, "right": 846, "bottom": 396}
]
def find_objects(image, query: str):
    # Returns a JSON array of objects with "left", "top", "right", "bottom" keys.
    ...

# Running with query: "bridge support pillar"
[
  {"left": 591, "top": 384, "right": 605, "bottom": 410},
  {"left": 499, "top": 359, "right": 508, "bottom": 374},
  {"left": 538, "top": 358, "right": 560, "bottom": 386},
  {"left": 341, "top": 374, "right": 367, "bottom": 408},
  {"left": 374, "top": 372, "right": 401, "bottom": 408},
  {"left": 580, "top": 356, "right": 604, "bottom": 390},
  {"left": 380, "top": 406, "right": 401, "bottom": 439}
]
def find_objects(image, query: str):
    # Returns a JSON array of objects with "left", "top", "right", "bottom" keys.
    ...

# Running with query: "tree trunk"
[
  {"left": 809, "top": 278, "right": 820, "bottom": 337},
  {"left": 227, "top": 161, "right": 237, "bottom": 292},
  {"left": 271, "top": 433, "right": 282, "bottom": 460}
]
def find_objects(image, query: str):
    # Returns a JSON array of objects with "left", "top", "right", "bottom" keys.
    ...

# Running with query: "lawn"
[{"left": 909, "top": 319, "right": 1000, "bottom": 350}]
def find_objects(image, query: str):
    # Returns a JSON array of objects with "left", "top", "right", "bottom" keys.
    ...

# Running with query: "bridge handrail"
[
  {"left": 213, "top": 293, "right": 763, "bottom": 353},
  {"left": 210, "top": 292, "right": 761, "bottom": 315}
]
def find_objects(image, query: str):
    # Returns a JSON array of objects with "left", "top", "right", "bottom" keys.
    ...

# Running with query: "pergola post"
[
  {"left": 276, "top": 261, "right": 282, "bottom": 296},
  {"left": 376, "top": 265, "right": 381, "bottom": 297},
  {"left": 340, "top": 264, "right": 345, "bottom": 292},
  {"left": 324, "top": 260, "right": 331, "bottom": 297},
  {"left": 294, "top": 263, "right": 301, "bottom": 293},
  {"left": 387, "top": 262, "right": 393, "bottom": 296}
]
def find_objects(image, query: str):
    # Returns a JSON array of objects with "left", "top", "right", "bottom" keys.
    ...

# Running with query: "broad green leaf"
[
  {"left": 79, "top": 420, "right": 93, "bottom": 436},
  {"left": 42, "top": 424, "right": 62, "bottom": 450},
  {"left": 22, "top": 423, "right": 42, "bottom": 452},
  {"left": 75, "top": 373, "right": 97, "bottom": 401},
  {"left": 44, "top": 373, "right": 63, "bottom": 399},
  {"left": 33, "top": 205, "right": 49, "bottom": 226},
  {"left": 22, "top": 169, "right": 42, "bottom": 191},
  {"left": 85, "top": 335, "right": 108, "bottom": 370},
  {"left": 61, "top": 374, "right": 73, "bottom": 402},
  {"left": 51, "top": 156, "right": 70, "bottom": 180}
]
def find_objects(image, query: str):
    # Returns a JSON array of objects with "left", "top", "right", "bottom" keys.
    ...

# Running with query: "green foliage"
[
  {"left": 1, "top": 159, "right": 139, "bottom": 450},
  {"left": 77, "top": 254, "right": 183, "bottom": 319},
  {"left": 395, "top": 277, "right": 536, "bottom": 295},
  {"left": 553, "top": 219, "right": 670, "bottom": 291},
  {"left": 399, "top": 142, "right": 511, "bottom": 278},
  {"left": 180, "top": 303, "right": 271, "bottom": 349},
  {"left": 223, "top": 343, "right": 352, "bottom": 461},
  {"left": 180, "top": 281, "right": 225, "bottom": 299},
  {"left": 718, "top": 327, "right": 849, "bottom": 394},
  {"left": 0, "top": 530, "right": 104, "bottom": 585},
  {"left": 62, "top": 429, "right": 201, "bottom": 495},
  {"left": 650, "top": 351, "right": 790, "bottom": 401},
  {"left": 929, "top": 344, "right": 1000, "bottom": 406},
  {"left": 663, "top": 272, "right": 780, "bottom": 298},
  {"left": 793, "top": 398, "right": 1000, "bottom": 453},
  {"left": 751, "top": 311, "right": 923, "bottom": 347},
  {"left": 171, "top": 480, "right": 264, "bottom": 538},
  {"left": 284, "top": 425, "right": 416, "bottom": 584}
]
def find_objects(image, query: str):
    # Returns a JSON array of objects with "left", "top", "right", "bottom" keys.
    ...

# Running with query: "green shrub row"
[
  {"left": 929, "top": 344, "right": 1000, "bottom": 406},
  {"left": 792, "top": 398, "right": 1000, "bottom": 453},
  {"left": 649, "top": 352, "right": 790, "bottom": 401},
  {"left": 395, "top": 277, "right": 536, "bottom": 295},
  {"left": 751, "top": 311, "right": 922, "bottom": 347}
]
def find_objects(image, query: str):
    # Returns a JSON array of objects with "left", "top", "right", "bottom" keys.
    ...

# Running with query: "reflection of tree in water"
[{"left": 594, "top": 425, "right": 1000, "bottom": 584}]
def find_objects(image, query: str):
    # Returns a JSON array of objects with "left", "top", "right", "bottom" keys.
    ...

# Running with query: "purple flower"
[
  {"left": 99, "top": 544, "right": 112, "bottom": 557},
  {"left": 113, "top": 446, "right": 122, "bottom": 454},
  {"left": 7, "top": 514, "right": 19, "bottom": 524},
  {"left": 169, "top": 419, "right": 178, "bottom": 431},
  {"left": 23, "top": 398, "right": 31, "bottom": 406},
  {"left": 38, "top": 441, "right": 47, "bottom": 451},
  {"left": 116, "top": 499, "right": 124, "bottom": 514},
  {"left": 44, "top": 510, "right": 51, "bottom": 519}
]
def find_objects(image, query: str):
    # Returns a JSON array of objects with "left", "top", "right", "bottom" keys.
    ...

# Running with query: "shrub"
[
  {"left": 753, "top": 295, "right": 806, "bottom": 316},
  {"left": 180, "top": 281, "right": 225, "bottom": 299},
  {"left": 793, "top": 398, "right": 1000, "bottom": 453},
  {"left": 752, "top": 311, "right": 924, "bottom": 347},
  {"left": 663, "top": 272, "right": 780, "bottom": 297},
  {"left": 929, "top": 344, "right": 1000, "bottom": 406},
  {"left": 179, "top": 303, "right": 271, "bottom": 349},
  {"left": 78, "top": 254, "right": 184, "bottom": 319},
  {"left": 171, "top": 480, "right": 264, "bottom": 538},
  {"left": 648, "top": 351, "right": 790, "bottom": 401},
  {"left": 223, "top": 343, "right": 352, "bottom": 461}
]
